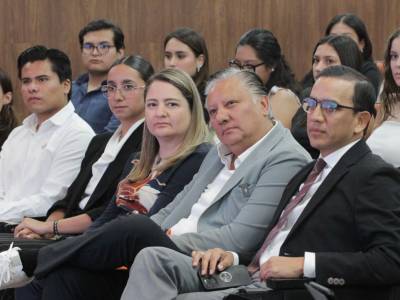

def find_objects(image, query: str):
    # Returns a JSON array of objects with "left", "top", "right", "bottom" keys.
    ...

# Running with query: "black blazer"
[
  {"left": 268, "top": 140, "right": 400, "bottom": 287},
  {"left": 47, "top": 124, "right": 144, "bottom": 220}
]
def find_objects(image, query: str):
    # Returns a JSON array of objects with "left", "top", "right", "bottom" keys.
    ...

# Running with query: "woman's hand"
[{"left": 14, "top": 218, "right": 52, "bottom": 237}]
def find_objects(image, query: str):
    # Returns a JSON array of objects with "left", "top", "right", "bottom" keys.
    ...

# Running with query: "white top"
[
  {"left": 0, "top": 102, "right": 94, "bottom": 223},
  {"left": 170, "top": 122, "right": 277, "bottom": 236},
  {"left": 367, "top": 120, "right": 400, "bottom": 167},
  {"left": 257, "top": 140, "right": 359, "bottom": 277},
  {"left": 79, "top": 119, "right": 144, "bottom": 209}
]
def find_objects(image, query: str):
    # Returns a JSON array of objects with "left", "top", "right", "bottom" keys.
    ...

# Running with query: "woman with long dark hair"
[
  {"left": 229, "top": 28, "right": 301, "bottom": 128},
  {"left": 367, "top": 29, "right": 400, "bottom": 167},
  {"left": 302, "top": 13, "right": 381, "bottom": 93},
  {"left": 0, "top": 69, "right": 17, "bottom": 149},
  {"left": 292, "top": 35, "right": 363, "bottom": 158},
  {"left": 164, "top": 27, "right": 209, "bottom": 121}
]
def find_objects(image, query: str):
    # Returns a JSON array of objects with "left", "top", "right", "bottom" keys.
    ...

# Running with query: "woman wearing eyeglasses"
[
  {"left": 164, "top": 28, "right": 209, "bottom": 121},
  {"left": 291, "top": 35, "right": 364, "bottom": 158},
  {"left": 367, "top": 29, "right": 400, "bottom": 167},
  {"left": 0, "top": 68, "right": 17, "bottom": 149},
  {"left": 229, "top": 28, "right": 301, "bottom": 129}
]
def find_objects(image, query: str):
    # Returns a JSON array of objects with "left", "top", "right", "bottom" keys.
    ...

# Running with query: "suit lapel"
[
  {"left": 212, "top": 123, "right": 286, "bottom": 203},
  {"left": 269, "top": 163, "right": 314, "bottom": 227},
  {"left": 85, "top": 124, "right": 143, "bottom": 209},
  {"left": 285, "top": 140, "right": 370, "bottom": 239}
]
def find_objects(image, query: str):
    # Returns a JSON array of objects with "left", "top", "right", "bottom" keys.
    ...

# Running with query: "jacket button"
[
  {"left": 339, "top": 278, "right": 345, "bottom": 285},
  {"left": 327, "top": 277, "right": 334, "bottom": 285}
]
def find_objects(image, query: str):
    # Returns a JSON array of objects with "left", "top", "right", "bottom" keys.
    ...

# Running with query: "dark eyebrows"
[{"left": 121, "top": 79, "right": 135, "bottom": 84}]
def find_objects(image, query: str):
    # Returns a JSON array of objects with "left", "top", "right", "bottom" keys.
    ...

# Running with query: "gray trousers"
[{"left": 121, "top": 247, "right": 268, "bottom": 300}]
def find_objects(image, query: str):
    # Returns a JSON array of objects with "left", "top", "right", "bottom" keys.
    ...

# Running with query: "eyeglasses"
[
  {"left": 302, "top": 97, "right": 358, "bottom": 114},
  {"left": 101, "top": 83, "right": 145, "bottom": 97},
  {"left": 228, "top": 59, "right": 265, "bottom": 72},
  {"left": 82, "top": 42, "right": 115, "bottom": 55}
]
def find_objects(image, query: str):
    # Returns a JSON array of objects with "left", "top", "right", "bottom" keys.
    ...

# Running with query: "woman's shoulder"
[
  {"left": 193, "top": 142, "right": 213, "bottom": 155},
  {"left": 269, "top": 86, "right": 300, "bottom": 103}
]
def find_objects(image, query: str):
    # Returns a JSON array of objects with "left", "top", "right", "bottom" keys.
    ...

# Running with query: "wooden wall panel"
[{"left": 1, "top": 0, "right": 399, "bottom": 119}]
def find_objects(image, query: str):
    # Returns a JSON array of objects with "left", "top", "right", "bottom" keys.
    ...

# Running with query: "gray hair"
[{"left": 204, "top": 68, "right": 268, "bottom": 107}]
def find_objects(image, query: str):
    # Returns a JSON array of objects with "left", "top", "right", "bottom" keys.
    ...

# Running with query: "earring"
[
  {"left": 197, "top": 64, "right": 202, "bottom": 72},
  {"left": 271, "top": 68, "right": 275, "bottom": 72}
]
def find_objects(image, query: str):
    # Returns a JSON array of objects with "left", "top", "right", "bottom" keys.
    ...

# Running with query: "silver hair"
[{"left": 204, "top": 68, "right": 268, "bottom": 108}]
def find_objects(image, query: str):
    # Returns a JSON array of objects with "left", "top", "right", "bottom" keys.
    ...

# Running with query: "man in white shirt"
[
  {"left": 0, "top": 45, "right": 94, "bottom": 227},
  {"left": 121, "top": 66, "right": 400, "bottom": 299}
]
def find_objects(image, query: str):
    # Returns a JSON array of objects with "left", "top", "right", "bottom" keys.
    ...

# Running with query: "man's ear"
[
  {"left": 355, "top": 111, "right": 372, "bottom": 135},
  {"left": 259, "top": 95, "right": 269, "bottom": 117},
  {"left": 63, "top": 79, "right": 72, "bottom": 97}
]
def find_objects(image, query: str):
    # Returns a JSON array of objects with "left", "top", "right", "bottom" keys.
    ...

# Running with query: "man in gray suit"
[
  {"left": 10, "top": 68, "right": 310, "bottom": 299},
  {"left": 120, "top": 66, "right": 400, "bottom": 300}
]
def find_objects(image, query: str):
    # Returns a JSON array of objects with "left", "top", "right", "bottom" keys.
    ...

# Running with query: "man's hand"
[
  {"left": 192, "top": 248, "right": 234, "bottom": 276},
  {"left": 259, "top": 256, "right": 304, "bottom": 281},
  {"left": 14, "top": 218, "right": 52, "bottom": 237}
]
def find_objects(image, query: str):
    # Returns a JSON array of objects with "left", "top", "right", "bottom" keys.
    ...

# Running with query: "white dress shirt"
[
  {"left": 0, "top": 102, "right": 94, "bottom": 223},
  {"left": 79, "top": 119, "right": 144, "bottom": 209},
  {"left": 170, "top": 123, "right": 277, "bottom": 236},
  {"left": 257, "top": 140, "right": 359, "bottom": 277}
]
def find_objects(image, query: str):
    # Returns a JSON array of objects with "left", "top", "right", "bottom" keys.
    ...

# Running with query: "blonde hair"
[{"left": 127, "top": 68, "right": 209, "bottom": 182}]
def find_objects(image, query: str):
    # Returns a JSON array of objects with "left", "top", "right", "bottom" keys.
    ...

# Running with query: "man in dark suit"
[{"left": 121, "top": 65, "right": 400, "bottom": 300}]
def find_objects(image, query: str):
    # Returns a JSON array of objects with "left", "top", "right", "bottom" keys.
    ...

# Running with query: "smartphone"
[{"left": 198, "top": 265, "right": 252, "bottom": 291}]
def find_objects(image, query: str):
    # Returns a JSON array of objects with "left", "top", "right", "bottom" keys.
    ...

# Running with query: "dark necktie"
[{"left": 247, "top": 158, "right": 327, "bottom": 273}]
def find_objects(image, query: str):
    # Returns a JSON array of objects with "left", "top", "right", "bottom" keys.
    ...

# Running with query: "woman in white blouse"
[{"left": 368, "top": 29, "right": 400, "bottom": 167}]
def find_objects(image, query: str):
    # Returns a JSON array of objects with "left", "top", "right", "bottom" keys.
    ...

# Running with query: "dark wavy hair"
[
  {"left": 381, "top": 29, "right": 400, "bottom": 121},
  {"left": 0, "top": 69, "right": 17, "bottom": 148},
  {"left": 325, "top": 13, "right": 373, "bottom": 62},
  {"left": 313, "top": 35, "right": 363, "bottom": 73},
  {"left": 237, "top": 28, "right": 300, "bottom": 94}
]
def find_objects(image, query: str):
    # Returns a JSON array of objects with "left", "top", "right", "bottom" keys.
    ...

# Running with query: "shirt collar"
[
  {"left": 320, "top": 139, "right": 360, "bottom": 169},
  {"left": 114, "top": 118, "right": 144, "bottom": 141},
  {"left": 75, "top": 73, "right": 89, "bottom": 85},
  {"left": 22, "top": 102, "right": 75, "bottom": 131},
  {"left": 217, "top": 121, "right": 277, "bottom": 169}
]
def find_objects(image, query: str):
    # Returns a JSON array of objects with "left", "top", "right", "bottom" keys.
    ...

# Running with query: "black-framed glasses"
[
  {"left": 101, "top": 83, "right": 145, "bottom": 97},
  {"left": 82, "top": 42, "right": 115, "bottom": 55},
  {"left": 302, "top": 97, "right": 358, "bottom": 114},
  {"left": 228, "top": 59, "right": 265, "bottom": 72}
]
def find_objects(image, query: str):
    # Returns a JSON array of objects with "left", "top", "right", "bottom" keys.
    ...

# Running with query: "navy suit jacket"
[{"left": 271, "top": 140, "right": 400, "bottom": 287}]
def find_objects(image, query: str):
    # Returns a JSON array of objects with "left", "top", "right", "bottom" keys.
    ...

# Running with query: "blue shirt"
[{"left": 71, "top": 73, "right": 120, "bottom": 133}]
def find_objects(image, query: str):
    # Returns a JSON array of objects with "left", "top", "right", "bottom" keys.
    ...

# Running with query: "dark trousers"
[
  {"left": 20, "top": 268, "right": 129, "bottom": 300},
  {"left": 0, "top": 222, "right": 16, "bottom": 233},
  {"left": 33, "top": 214, "right": 180, "bottom": 299}
]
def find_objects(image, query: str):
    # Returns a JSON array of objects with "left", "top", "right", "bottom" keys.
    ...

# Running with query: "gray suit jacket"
[{"left": 151, "top": 122, "right": 311, "bottom": 263}]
